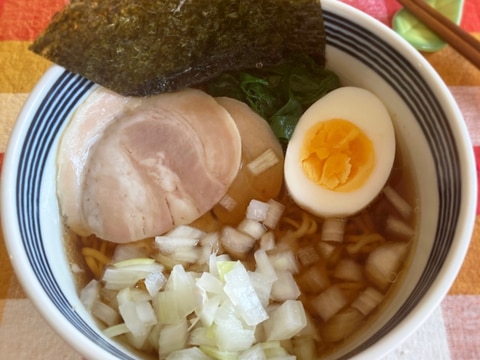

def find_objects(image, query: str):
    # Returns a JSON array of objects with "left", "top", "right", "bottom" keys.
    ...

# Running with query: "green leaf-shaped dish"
[{"left": 392, "top": 0, "right": 464, "bottom": 52}]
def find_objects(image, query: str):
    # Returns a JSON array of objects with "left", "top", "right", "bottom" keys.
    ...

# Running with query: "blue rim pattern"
[
  {"left": 14, "top": 10, "right": 461, "bottom": 359},
  {"left": 324, "top": 11, "right": 460, "bottom": 358}
]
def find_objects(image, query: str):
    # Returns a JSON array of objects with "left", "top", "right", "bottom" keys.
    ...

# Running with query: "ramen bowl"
[{"left": 1, "top": 0, "right": 476, "bottom": 359}]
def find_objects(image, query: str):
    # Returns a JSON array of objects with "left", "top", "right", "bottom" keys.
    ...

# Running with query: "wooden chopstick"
[{"left": 397, "top": 0, "right": 480, "bottom": 69}]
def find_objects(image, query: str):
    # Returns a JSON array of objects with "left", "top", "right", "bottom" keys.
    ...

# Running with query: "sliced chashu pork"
[
  {"left": 58, "top": 88, "right": 242, "bottom": 243},
  {"left": 212, "top": 97, "right": 284, "bottom": 225},
  {"left": 57, "top": 87, "right": 142, "bottom": 236}
]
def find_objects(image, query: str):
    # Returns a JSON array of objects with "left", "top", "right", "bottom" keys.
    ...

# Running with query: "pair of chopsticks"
[{"left": 397, "top": 0, "right": 480, "bottom": 69}]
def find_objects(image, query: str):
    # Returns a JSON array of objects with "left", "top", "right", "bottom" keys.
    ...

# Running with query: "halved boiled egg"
[{"left": 284, "top": 86, "right": 396, "bottom": 218}]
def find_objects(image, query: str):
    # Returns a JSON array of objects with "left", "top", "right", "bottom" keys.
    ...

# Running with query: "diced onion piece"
[
  {"left": 196, "top": 295, "right": 221, "bottom": 327},
  {"left": 168, "top": 246, "right": 202, "bottom": 264},
  {"left": 246, "top": 199, "right": 270, "bottom": 222},
  {"left": 117, "top": 288, "right": 157, "bottom": 337},
  {"left": 159, "top": 319, "right": 188, "bottom": 359},
  {"left": 247, "top": 148, "right": 279, "bottom": 175},
  {"left": 264, "top": 199, "right": 285, "bottom": 229},
  {"left": 249, "top": 271, "right": 275, "bottom": 308},
  {"left": 103, "top": 323, "right": 130, "bottom": 338},
  {"left": 196, "top": 271, "right": 225, "bottom": 295},
  {"left": 297, "top": 245, "right": 321, "bottom": 267},
  {"left": 311, "top": 285, "right": 348, "bottom": 322},
  {"left": 167, "top": 225, "right": 206, "bottom": 239},
  {"left": 189, "top": 327, "right": 217, "bottom": 347},
  {"left": 239, "top": 341, "right": 291, "bottom": 360},
  {"left": 80, "top": 279, "right": 100, "bottom": 310},
  {"left": 365, "top": 242, "right": 409, "bottom": 290},
  {"left": 254, "top": 249, "right": 278, "bottom": 281},
  {"left": 383, "top": 185, "right": 413, "bottom": 219},
  {"left": 270, "top": 270, "right": 301, "bottom": 302},
  {"left": 333, "top": 258, "right": 365, "bottom": 282},
  {"left": 112, "top": 243, "right": 150, "bottom": 263},
  {"left": 155, "top": 265, "right": 197, "bottom": 323},
  {"left": 321, "top": 217, "right": 346, "bottom": 242},
  {"left": 316, "top": 241, "right": 337, "bottom": 260},
  {"left": 218, "top": 193, "right": 238, "bottom": 212},
  {"left": 199, "top": 345, "right": 238, "bottom": 360},
  {"left": 268, "top": 250, "right": 299, "bottom": 274},
  {"left": 91, "top": 300, "right": 121, "bottom": 326},
  {"left": 296, "top": 312, "right": 321, "bottom": 341},
  {"left": 385, "top": 216, "right": 415, "bottom": 238},
  {"left": 166, "top": 347, "right": 212, "bottom": 360},
  {"left": 321, "top": 307, "right": 364, "bottom": 342},
  {"left": 113, "top": 257, "right": 156, "bottom": 267},
  {"left": 155, "top": 235, "right": 199, "bottom": 254},
  {"left": 351, "top": 287, "right": 384, "bottom": 316},
  {"left": 213, "top": 301, "right": 256, "bottom": 352},
  {"left": 237, "top": 218, "right": 267, "bottom": 240},
  {"left": 263, "top": 300, "right": 307, "bottom": 341},
  {"left": 296, "top": 263, "right": 330, "bottom": 294},
  {"left": 102, "top": 261, "right": 164, "bottom": 290},
  {"left": 223, "top": 261, "right": 268, "bottom": 326},
  {"left": 292, "top": 336, "right": 318, "bottom": 360},
  {"left": 259, "top": 231, "right": 276, "bottom": 251},
  {"left": 144, "top": 270, "right": 167, "bottom": 297},
  {"left": 221, "top": 226, "right": 256, "bottom": 259}
]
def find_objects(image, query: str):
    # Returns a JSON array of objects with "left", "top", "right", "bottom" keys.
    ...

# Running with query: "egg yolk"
[{"left": 300, "top": 119, "right": 375, "bottom": 192}]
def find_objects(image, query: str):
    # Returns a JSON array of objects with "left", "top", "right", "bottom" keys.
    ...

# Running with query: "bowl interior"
[{"left": 1, "top": 1, "right": 475, "bottom": 359}]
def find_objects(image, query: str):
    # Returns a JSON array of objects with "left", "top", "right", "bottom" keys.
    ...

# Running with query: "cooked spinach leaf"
[{"left": 206, "top": 53, "right": 341, "bottom": 146}]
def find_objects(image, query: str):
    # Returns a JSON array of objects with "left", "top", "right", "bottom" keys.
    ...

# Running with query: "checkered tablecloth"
[{"left": 0, "top": 0, "right": 479, "bottom": 358}]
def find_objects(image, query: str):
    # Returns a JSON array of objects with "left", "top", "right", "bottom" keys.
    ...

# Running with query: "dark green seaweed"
[
  {"left": 206, "top": 53, "right": 341, "bottom": 146},
  {"left": 30, "top": 0, "right": 326, "bottom": 97}
]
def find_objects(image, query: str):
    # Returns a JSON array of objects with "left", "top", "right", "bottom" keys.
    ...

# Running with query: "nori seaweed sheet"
[{"left": 30, "top": 0, "right": 326, "bottom": 97}]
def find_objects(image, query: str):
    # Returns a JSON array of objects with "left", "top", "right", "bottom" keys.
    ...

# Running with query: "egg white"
[{"left": 284, "top": 86, "right": 396, "bottom": 218}]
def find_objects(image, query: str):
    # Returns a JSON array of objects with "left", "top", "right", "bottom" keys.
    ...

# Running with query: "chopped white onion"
[
  {"left": 263, "top": 300, "right": 307, "bottom": 341},
  {"left": 333, "top": 258, "right": 365, "bottom": 282},
  {"left": 80, "top": 279, "right": 100, "bottom": 311},
  {"left": 102, "top": 261, "right": 164, "bottom": 290},
  {"left": 144, "top": 270, "right": 167, "bottom": 297},
  {"left": 237, "top": 218, "right": 267, "bottom": 240},
  {"left": 249, "top": 271, "right": 275, "bottom": 308},
  {"left": 112, "top": 243, "right": 150, "bottom": 263},
  {"left": 166, "top": 346, "right": 211, "bottom": 360},
  {"left": 297, "top": 245, "right": 321, "bottom": 267},
  {"left": 311, "top": 285, "right": 348, "bottom": 322},
  {"left": 351, "top": 287, "right": 384, "bottom": 316},
  {"left": 292, "top": 336, "right": 318, "bottom": 360},
  {"left": 246, "top": 199, "right": 270, "bottom": 222},
  {"left": 247, "top": 148, "right": 279, "bottom": 176},
  {"left": 268, "top": 250, "right": 298, "bottom": 274},
  {"left": 316, "top": 241, "right": 336, "bottom": 260},
  {"left": 91, "top": 300, "right": 120, "bottom": 326},
  {"left": 158, "top": 319, "right": 188, "bottom": 359},
  {"left": 117, "top": 288, "right": 157, "bottom": 337},
  {"left": 259, "top": 231, "right": 276, "bottom": 251},
  {"left": 103, "top": 323, "right": 130, "bottom": 338},
  {"left": 223, "top": 261, "right": 269, "bottom": 326},
  {"left": 385, "top": 216, "right": 415, "bottom": 238},
  {"left": 296, "top": 263, "right": 330, "bottom": 294},
  {"left": 264, "top": 199, "right": 285, "bottom": 229},
  {"left": 253, "top": 249, "right": 278, "bottom": 281},
  {"left": 218, "top": 193, "right": 238, "bottom": 212},
  {"left": 221, "top": 226, "right": 256, "bottom": 258},
  {"left": 383, "top": 185, "right": 413, "bottom": 220},
  {"left": 270, "top": 270, "right": 301, "bottom": 302},
  {"left": 213, "top": 300, "right": 256, "bottom": 352},
  {"left": 365, "top": 242, "right": 409, "bottom": 290},
  {"left": 321, "top": 217, "right": 346, "bottom": 242}
]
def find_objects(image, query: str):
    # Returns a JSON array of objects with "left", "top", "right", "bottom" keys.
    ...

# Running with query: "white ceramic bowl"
[{"left": 1, "top": 1, "right": 476, "bottom": 359}]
